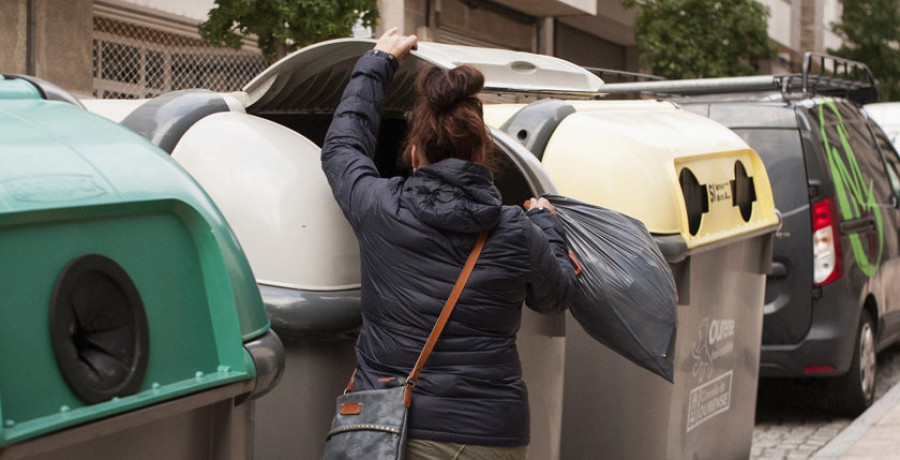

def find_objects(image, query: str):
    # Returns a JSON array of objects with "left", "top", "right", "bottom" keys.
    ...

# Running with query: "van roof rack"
[{"left": 597, "top": 53, "right": 879, "bottom": 104}]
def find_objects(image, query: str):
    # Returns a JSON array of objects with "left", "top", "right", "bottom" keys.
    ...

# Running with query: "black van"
[{"left": 603, "top": 54, "right": 900, "bottom": 415}]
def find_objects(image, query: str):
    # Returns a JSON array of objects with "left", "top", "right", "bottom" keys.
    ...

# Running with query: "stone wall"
[{"left": 0, "top": 0, "right": 93, "bottom": 96}]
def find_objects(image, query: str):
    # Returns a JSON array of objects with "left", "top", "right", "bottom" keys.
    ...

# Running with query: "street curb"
[{"left": 811, "top": 378, "right": 900, "bottom": 459}]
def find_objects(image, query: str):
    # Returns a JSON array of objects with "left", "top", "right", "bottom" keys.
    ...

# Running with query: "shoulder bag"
[{"left": 321, "top": 232, "right": 488, "bottom": 460}]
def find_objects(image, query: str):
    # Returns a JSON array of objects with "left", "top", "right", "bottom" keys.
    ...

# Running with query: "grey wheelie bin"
[
  {"left": 0, "top": 75, "right": 283, "bottom": 460},
  {"left": 486, "top": 99, "right": 780, "bottom": 459}
]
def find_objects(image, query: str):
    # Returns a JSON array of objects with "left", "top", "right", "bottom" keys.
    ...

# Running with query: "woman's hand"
[
  {"left": 525, "top": 197, "right": 556, "bottom": 215},
  {"left": 374, "top": 27, "right": 418, "bottom": 63}
]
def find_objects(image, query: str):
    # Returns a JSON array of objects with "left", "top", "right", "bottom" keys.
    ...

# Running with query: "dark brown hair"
[{"left": 404, "top": 65, "right": 491, "bottom": 167}]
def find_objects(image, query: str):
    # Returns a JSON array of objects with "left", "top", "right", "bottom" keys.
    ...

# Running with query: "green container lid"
[{"left": 0, "top": 81, "right": 269, "bottom": 446}]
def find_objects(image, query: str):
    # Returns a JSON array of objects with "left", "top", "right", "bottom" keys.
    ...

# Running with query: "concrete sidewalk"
[{"left": 811, "top": 379, "right": 900, "bottom": 459}]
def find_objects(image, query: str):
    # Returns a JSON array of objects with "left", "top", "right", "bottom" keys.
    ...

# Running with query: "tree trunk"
[{"left": 274, "top": 41, "right": 288, "bottom": 62}]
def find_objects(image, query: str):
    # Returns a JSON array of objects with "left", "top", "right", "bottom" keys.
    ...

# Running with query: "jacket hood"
[{"left": 401, "top": 158, "right": 502, "bottom": 233}]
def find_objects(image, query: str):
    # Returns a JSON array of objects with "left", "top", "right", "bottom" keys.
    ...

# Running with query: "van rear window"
[{"left": 732, "top": 128, "right": 807, "bottom": 212}]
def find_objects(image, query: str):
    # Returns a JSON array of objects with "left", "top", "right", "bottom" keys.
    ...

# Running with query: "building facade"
[
  {"left": 1, "top": 0, "right": 265, "bottom": 98},
  {"left": 382, "top": 0, "right": 844, "bottom": 75},
  {"left": 0, "top": 0, "right": 844, "bottom": 98}
]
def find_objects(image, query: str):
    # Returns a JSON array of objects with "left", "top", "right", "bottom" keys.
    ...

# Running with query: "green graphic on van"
[{"left": 819, "top": 100, "right": 884, "bottom": 277}]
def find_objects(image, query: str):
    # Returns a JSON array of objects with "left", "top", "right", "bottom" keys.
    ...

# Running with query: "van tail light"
[{"left": 812, "top": 198, "right": 843, "bottom": 286}]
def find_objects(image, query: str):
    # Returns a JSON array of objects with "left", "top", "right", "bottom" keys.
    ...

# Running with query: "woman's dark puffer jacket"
[{"left": 321, "top": 51, "right": 576, "bottom": 447}]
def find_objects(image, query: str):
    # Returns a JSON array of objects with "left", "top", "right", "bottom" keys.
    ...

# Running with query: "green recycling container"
[{"left": 0, "top": 75, "right": 282, "bottom": 460}]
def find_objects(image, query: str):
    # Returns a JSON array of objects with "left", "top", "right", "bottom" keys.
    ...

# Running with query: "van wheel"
[{"left": 827, "top": 310, "right": 876, "bottom": 416}]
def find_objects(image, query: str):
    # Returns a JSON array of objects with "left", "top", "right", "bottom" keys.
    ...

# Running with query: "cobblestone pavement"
[{"left": 751, "top": 344, "right": 900, "bottom": 459}]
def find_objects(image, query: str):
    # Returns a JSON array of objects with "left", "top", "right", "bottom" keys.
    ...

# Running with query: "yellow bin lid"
[{"left": 486, "top": 100, "right": 778, "bottom": 249}]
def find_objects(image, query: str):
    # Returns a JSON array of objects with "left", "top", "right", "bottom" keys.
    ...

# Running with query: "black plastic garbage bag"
[{"left": 546, "top": 194, "right": 678, "bottom": 383}]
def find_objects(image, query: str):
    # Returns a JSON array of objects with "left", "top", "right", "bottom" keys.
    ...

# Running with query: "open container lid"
[{"left": 239, "top": 39, "right": 604, "bottom": 115}]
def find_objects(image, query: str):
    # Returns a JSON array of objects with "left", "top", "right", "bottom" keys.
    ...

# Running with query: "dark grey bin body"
[{"left": 561, "top": 234, "right": 773, "bottom": 459}]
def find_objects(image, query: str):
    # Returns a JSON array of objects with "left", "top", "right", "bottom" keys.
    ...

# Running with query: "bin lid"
[
  {"left": 0, "top": 94, "right": 268, "bottom": 337},
  {"left": 485, "top": 100, "right": 778, "bottom": 249},
  {"left": 0, "top": 88, "right": 269, "bottom": 446},
  {"left": 170, "top": 111, "right": 361, "bottom": 291},
  {"left": 0, "top": 75, "right": 42, "bottom": 100},
  {"left": 239, "top": 39, "right": 604, "bottom": 115}
]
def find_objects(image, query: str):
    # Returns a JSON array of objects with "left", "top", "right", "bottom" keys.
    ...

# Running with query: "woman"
[{"left": 321, "top": 29, "right": 577, "bottom": 459}]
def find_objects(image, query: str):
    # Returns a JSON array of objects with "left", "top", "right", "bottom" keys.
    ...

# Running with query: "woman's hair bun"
[
  {"left": 406, "top": 64, "right": 491, "bottom": 166},
  {"left": 419, "top": 65, "right": 484, "bottom": 112}
]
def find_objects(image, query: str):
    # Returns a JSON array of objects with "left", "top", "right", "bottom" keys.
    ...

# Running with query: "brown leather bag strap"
[
  {"left": 343, "top": 368, "right": 356, "bottom": 394},
  {"left": 403, "top": 231, "right": 488, "bottom": 406}
]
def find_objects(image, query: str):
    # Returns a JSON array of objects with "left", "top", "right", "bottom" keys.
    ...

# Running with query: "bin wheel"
[{"left": 827, "top": 310, "right": 876, "bottom": 416}]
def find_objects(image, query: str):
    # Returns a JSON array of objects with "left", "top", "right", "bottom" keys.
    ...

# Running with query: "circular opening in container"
[
  {"left": 679, "top": 168, "right": 708, "bottom": 236},
  {"left": 49, "top": 254, "right": 149, "bottom": 404},
  {"left": 732, "top": 161, "right": 756, "bottom": 222},
  {"left": 517, "top": 129, "right": 528, "bottom": 140}
]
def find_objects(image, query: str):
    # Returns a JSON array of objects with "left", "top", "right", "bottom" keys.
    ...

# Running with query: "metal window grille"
[{"left": 92, "top": 16, "right": 266, "bottom": 99}]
